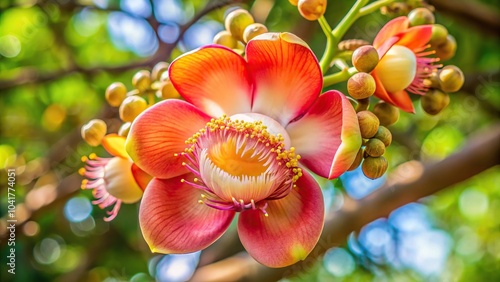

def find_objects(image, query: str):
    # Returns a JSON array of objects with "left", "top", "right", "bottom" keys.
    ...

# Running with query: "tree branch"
[{"left": 190, "top": 124, "right": 500, "bottom": 282}]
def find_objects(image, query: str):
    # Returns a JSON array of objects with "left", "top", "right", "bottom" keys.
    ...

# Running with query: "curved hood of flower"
[
  {"left": 126, "top": 32, "right": 361, "bottom": 267},
  {"left": 371, "top": 16, "right": 434, "bottom": 113}
]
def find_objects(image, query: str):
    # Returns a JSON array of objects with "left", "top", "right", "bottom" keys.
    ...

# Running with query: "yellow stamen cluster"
[{"left": 182, "top": 115, "right": 303, "bottom": 183}]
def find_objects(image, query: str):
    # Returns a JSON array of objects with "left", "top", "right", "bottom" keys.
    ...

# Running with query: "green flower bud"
[
  {"left": 408, "top": 8, "right": 435, "bottom": 26},
  {"left": 352, "top": 45, "right": 379, "bottom": 73},
  {"left": 81, "top": 119, "right": 107, "bottom": 147},
  {"left": 362, "top": 156, "right": 388, "bottom": 179},
  {"left": 119, "top": 96, "right": 148, "bottom": 122},
  {"left": 365, "top": 138, "right": 386, "bottom": 157},
  {"left": 132, "top": 70, "right": 152, "bottom": 92},
  {"left": 421, "top": 89, "right": 450, "bottom": 115},
  {"left": 357, "top": 111, "right": 380, "bottom": 139},
  {"left": 298, "top": 0, "right": 327, "bottom": 21},
  {"left": 243, "top": 23, "right": 268, "bottom": 43},
  {"left": 213, "top": 30, "right": 238, "bottom": 49},
  {"left": 372, "top": 101, "right": 399, "bottom": 126},
  {"left": 151, "top": 62, "right": 169, "bottom": 81},
  {"left": 374, "top": 126, "right": 392, "bottom": 147},
  {"left": 348, "top": 148, "right": 364, "bottom": 171},
  {"left": 429, "top": 24, "right": 448, "bottom": 46},
  {"left": 439, "top": 65, "right": 464, "bottom": 93},
  {"left": 225, "top": 9, "right": 254, "bottom": 42},
  {"left": 348, "top": 72, "right": 376, "bottom": 99},
  {"left": 118, "top": 122, "right": 131, "bottom": 137},
  {"left": 435, "top": 34, "right": 456, "bottom": 61},
  {"left": 105, "top": 82, "right": 127, "bottom": 107}
]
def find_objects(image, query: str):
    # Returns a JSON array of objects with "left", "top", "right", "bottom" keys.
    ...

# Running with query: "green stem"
[
  {"left": 358, "top": 0, "right": 396, "bottom": 17},
  {"left": 318, "top": 16, "right": 336, "bottom": 74},
  {"left": 332, "top": 0, "right": 369, "bottom": 43},
  {"left": 323, "top": 66, "right": 358, "bottom": 87}
]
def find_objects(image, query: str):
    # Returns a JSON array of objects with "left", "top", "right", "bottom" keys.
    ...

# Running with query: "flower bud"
[
  {"left": 157, "top": 79, "right": 180, "bottom": 100},
  {"left": 151, "top": 62, "right": 169, "bottom": 81},
  {"left": 429, "top": 24, "right": 448, "bottom": 46},
  {"left": 348, "top": 72, "right": 376, "bottom": 99},
  {"left": 421, "top": 89, "right": 450, "bottom": 115},
  {"left": 338, "top": 39, "right": 369, "bottom": 52},
  {"left": 374, "top": 126, "right": 392, "bottom": 147},
  {"left": 362, "top": 156, "right": 388, "bottom": 179},
  {"left": 118, "top": 122, "right": 131, "bottom": 137},
  {"left": 105, "top": 82, "right": 127, "bottom": 107},
  {"left": 348, "top": 148, "right": 364, "bottom": 171},
  {"left": 225, "top": 9, "right": 254, "bottom": 42},
  {"left": 423, "top": 71, "right": 440, "bottom": 89},
  {"left": 132, "top": 70, "right": 152, "bottom": 92},
  {"left": 213, "top": 30, "right": 238, "bottom": 49},
  {"left": 298, "top": 0, "right": 327, "bottom": 21},
  {"left": 365, "top": 138, "right": 385, "bottom": 157},
  {"left": 380, "top": 3, "right": 410, "bottom": 16},
  {"left": 372, "top": 101, "right": 399, "bottom": 126},
  {"left": 289, "top": 0, "right": 299, "bottom": 6},
  {"left": 439, "top": 65, "right": 464, "bottom": 93},
  {"left": 408, "top": 8, "right": 435, "bottom": 26},
  {"left": 119, "top": 96, "right": 148, "bottom": 122},
  {"left": 243, "top": 23, "right": 268, "bottom": 43},
  {"left": 357, "top": 111, "right": 380, "bottom": 139},
  {"left": 352, "top": 45, "right": 379, "bottom": 73},
  {"left": 435, "top": 35, "right": 456, "bottom": 61},
  {"left": 81, "top": 119, "right": 107, "bottom": 147}
]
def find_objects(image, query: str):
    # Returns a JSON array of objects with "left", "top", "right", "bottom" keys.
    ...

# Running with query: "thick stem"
[
  {"left": 190, "top": 125, "right": 500, "bottom": 282},
  {"left": 318, "top": 16, "right": 336, "bottom": 73},
  {"left": 323, "top": 66, "right": 358, "bottom": 87},
  {"left": 358, "top": 0, "right": 396, "bottom": 17},
  {"left": 332, "top": 0, "right": 369, "bottom": 43}
]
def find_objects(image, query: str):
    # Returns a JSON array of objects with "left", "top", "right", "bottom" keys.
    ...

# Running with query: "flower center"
[
  {"left": 177, "top": 114, "right": 302, "bottom": 216},
  {"left": 375, "top": 45, "right": 417, "bottom": 93}
]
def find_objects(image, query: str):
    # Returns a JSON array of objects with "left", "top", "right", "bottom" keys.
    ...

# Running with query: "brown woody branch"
[{"left": 190, "top": 124, "right": 500, "bottom": 282}]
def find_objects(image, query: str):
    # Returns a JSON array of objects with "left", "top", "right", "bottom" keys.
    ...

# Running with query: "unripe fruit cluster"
[
  {"left": 349, "top": 111, "right": 393, "bottom": 179},
  {"left": 214, "top": 8, "right": 268, "bottom": 52},
  {"left": 421, "top": 65, "right": 464, "bottom": 115}
]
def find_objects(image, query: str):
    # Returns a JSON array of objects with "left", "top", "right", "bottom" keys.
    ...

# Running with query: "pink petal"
[
  {"left": 140, "top": 175, "right": 235, "bottom": 253},
  {"left": 246, "top": 32, "right": 322, "bottom": 126},
  {"left": 126, "top": 100, "right": 211, "bottom": 179},
  {"left": 131, "top": 163, "right": 152, "bottom": 191},
  {"left": 286, "top": 91, "right": 362, "bottom": 179},
  {"left": 101, "top": 134, "right": 128, "bottom": 159},
  {"left": 238, "top": 170, "right": 324, "bottom": 268},
  {"left": 373, "top": 16, "right": 410, "bottom": 49},
  {"left": 169, "top": 45, "right": 252, "bottom": 117}
]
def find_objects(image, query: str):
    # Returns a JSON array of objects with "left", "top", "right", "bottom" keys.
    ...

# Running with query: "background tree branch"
[{"left": 190, "top": 124, "right": 500, "bottom": 282}]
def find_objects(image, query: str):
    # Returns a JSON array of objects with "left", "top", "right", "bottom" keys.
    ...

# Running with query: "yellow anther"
[
  {"left": 174, "top": 153, "right": 179, "bottom": 157},
  {"left": 182, "top": 162, "right": 186, "bottom": 166},
  {"left": 180, "top": 179, "right": 185, "bottom": 183},
  {"left": 78, "top": 168, "right": 86, "bottom": 175},
  {"left": 89, "top": 153, "right": 97, "bottom": 160},
  {"left": 198, "top": 200, "right": 204, "bottom": 204},
  {"left": 81, "top": 156, "right": 88, "bottom": 162},
  {"left": 194, "top": 178, "right": 198, "bottom": 182}
]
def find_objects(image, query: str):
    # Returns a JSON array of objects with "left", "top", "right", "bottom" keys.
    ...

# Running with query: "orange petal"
[
  {"left": 102, "top": 134, "right": 128, "bottom": 159},
  {"left": 373, "top": 16, "right": 410, "bottom": 49},
  {"left": 390, "top": 89, "right": 415, "bottom": 113},
  {"left": 126, "top": 100, "right": 211, "bottom": 179},
  {"left": 246, "top": 32, "right": 322, "bottom": 126},
  {"left": 131, "top": 163, "right": 152, "bottom": 191},
  {"left": 286, "top": 91, "right": 362, "bottom": 179},
  {"left": 238, "top": 170, "right": 324, "bottom": 268},
  {"left": 169, "top": 45, "right": 252, "bottom": 117},
  {"left": 395, "top": 25, "right": 432, "bottom": 51},
  {"left": 372, "top": 71, "right": 397, "bottom": 105},
  {"left": 139, "top": 175, "right": 235, "bottom": 254}
]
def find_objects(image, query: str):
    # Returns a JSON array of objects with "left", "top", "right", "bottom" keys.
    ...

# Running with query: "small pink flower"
[
  {"left": 81, "top": 134, "right": 151, "bottom": 221},
  {"left": 126, "top": 33, "right": 361, "bottom": 267},
  {"left": 372, "top": 16, "right": 439, "bottom": 113}
]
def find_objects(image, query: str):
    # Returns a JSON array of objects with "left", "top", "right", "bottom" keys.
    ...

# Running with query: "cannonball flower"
[
  {"left": 372, "top": 16, "right": 439, "bottom": 113},
  {"left": 80, "top": 134, "right": 151, "bottom": 221},
  {"left": 126, "top": 33, "right": 362, "bottom": 267}
]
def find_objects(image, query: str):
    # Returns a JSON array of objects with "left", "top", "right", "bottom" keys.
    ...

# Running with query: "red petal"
[
  {"left": 373, "top": 16, "right": 409, "bottom": 49},
  {"left": 286, "top": 91, "right": 362, "bottom": 179},
  {"left": 372, "top": 72, "right": 415, "bottom": 113},
  {"left": 246, "top": 33, "right": 322, "bottom": 126},
  {"left": 395, "top": 25, "right": 432, "bottom": 51},
  {"left": 140, "top": 175, "right": 235, "bottom": 253},
  {"left": 238, "top": 170, "right": 324, "bottom": 268},
  {"left": 131, "top": 163, "right": 152, "bottom": 191},
  {"left": 126, "top": 100, "right": 211, "bottom": 179},
  {"left": 169, "top": 45, "right": 252, "bottom": 117},
  {"left": 102, "top": 134, "right": 128, "bottom": 159}
]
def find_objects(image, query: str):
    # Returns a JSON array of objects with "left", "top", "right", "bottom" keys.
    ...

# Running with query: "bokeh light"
[
  {"left": 64, "top": 196, "right": 93, "bottom": 223},
  {"left": 0, "top": 35, "right": 21, "bottom": 58},
  {"left": 340, "top": 166, "right": 386, "bottom": 199},
  {"left": 323, "top": 247, "right": 356, "bottom": 277},
  {"left": 155, "top": 252, "right": 201, "bottom": 282}
]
